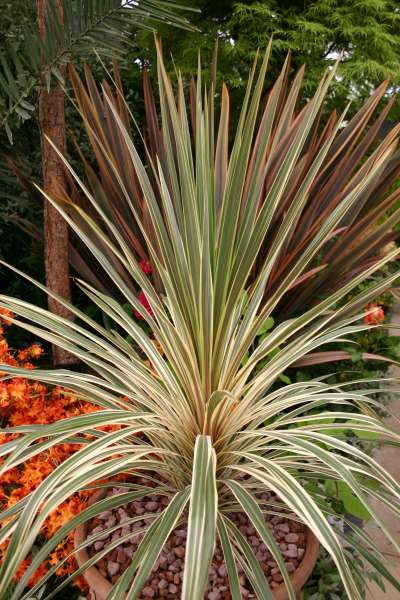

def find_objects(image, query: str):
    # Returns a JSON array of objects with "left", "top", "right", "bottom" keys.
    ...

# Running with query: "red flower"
[
  {"left": 364, "top": 303, "right": 384, "bottom": 325},
  {"left": 139, "top": 258, "right": 152, "bottom": 275},
  {"left": 133, "top": 291, "right": 155, "bottom": 320}
]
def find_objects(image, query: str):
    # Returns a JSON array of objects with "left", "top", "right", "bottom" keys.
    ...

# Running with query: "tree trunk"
[{"left": 37, "top": 0, "right": 76, "bottom": 367}]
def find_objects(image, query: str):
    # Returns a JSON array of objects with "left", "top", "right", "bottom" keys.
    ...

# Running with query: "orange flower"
[
  {"left": 17, "top": 349, "right": 29, "bottom": 361},
  {"left": 0, "top": 339, "right": 9, "bottom": 356},
  {"left": 0, "top": 384, "right": 9, "bottom": 407},
  {"left": 0, "top": 308, "right": 14, "bottom": 325},
  {"left": 29, "top": 344, "right": 43, "bottom": 359},
  {"left": 8, "top": 381, "right": 27, "bottom": 401},
  {"left": 14, "top": 557, "right": 48, "bottom": 588},
  {"left": 0, "top": 322, "right": 119, "bottom": 590}
]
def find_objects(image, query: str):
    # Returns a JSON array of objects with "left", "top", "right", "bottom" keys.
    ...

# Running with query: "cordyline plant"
[
  {"left": 10, "top": 41, "right": 400, "bottom": 325},
  {"left": 58, "top": 45, "right": 400, "bottom": 317},
  {"left": 1, "top": 42, "right": 400, "bottom": 599}
]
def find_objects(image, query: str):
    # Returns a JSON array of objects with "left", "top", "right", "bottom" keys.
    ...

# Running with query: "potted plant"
[{"left": 1, "top": 43, "right": 400, "bottom": 600}]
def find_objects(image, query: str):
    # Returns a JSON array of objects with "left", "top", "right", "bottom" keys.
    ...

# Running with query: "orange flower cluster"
[{"left": 0, "top": 309, "right": 97, "bottom": 592}]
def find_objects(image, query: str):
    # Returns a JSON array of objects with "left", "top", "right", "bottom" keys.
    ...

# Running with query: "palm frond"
[{"left": 0, "top": 0, "right": 196, "bottom": 139}]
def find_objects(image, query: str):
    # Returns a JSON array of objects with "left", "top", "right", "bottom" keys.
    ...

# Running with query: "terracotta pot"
[
  {"left": 273, "top": 529, "right": 319, "bottom": 600},
  {"left": 75, "top": 490, "right": 320, "bottom": 600}
]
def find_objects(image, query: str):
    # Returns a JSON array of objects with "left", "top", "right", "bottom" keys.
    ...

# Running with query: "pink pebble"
[
  {"left": 142, "top": 586, "right": 155, "bottom": 598},
  {"left": 94, "top": 541, "right": 104, "bottom": 551},
  {"left": 107, "top": 561, "right": 119, "bottom": 577}
]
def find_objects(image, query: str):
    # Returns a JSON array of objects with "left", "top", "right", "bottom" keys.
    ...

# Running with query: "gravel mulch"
[{"left": 86, "top": 481, "right": 307, "bottom": 599}]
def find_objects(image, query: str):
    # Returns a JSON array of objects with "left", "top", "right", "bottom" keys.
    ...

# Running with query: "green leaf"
[
  {"left": 337, "top": 482, "right": 372, "bottom": 520},
  {"left": 226, "top": 479, "right": 296, "bottom": 600},
  {"left": 217, "top": 516, "right": 242, "bottom": 600},
  {"left": 182, "top": 436, "right": 217, "bottom": 600},
  {"left": 354, "top": 429, "right": 380, "bottom": 441},
  {"left": 257, "top": 316, "right": 274, "bottom": 337}
]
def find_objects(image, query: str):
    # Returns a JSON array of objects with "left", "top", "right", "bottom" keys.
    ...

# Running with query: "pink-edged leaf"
[
  {"left": 215, "top": 84, "right": 229, "bottom": 212},
  {"left": 389, "top": 288, "right": 400, "bottom": 301},
  {"left": 293, "top": 351, "right": 393, "bottom": 367},
  {"left": 288, "top": 264, "right": 327, "bottom": 290}
]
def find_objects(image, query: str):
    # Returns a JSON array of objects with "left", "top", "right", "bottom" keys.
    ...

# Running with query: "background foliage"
[{"left": 134, "top": 0, "right": 400, "bottom": 113}]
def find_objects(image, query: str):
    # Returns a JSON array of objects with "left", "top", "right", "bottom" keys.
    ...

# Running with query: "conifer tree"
[{"left": 136, "top": 0, "right": 400, "bottom": 115}]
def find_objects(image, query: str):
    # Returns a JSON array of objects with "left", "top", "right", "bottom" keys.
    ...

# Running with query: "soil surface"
[{"left": 86, "top": 481, "right": 307, "bottom": 599}]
